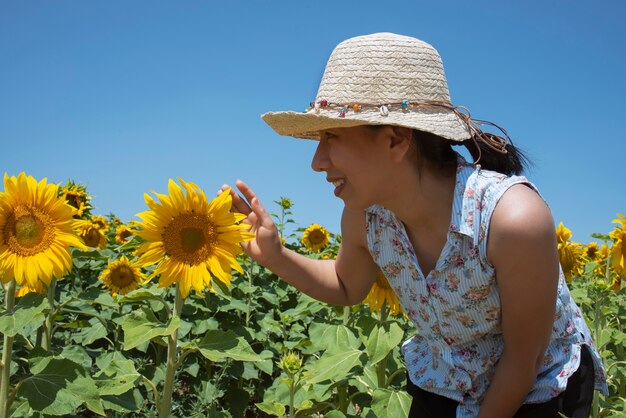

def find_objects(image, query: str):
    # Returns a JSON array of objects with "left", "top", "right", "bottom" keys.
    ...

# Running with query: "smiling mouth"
[{"left": 331, "top": 179, "right": 345, "bottom": 187}]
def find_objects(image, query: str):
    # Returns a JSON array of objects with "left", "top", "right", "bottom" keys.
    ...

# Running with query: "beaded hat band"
[{"left": 262, "top": 32, "right": 509, "bottom": 153}]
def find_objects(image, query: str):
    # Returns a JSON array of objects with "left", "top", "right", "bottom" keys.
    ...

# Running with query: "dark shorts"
[{"left": 406, "top": 345, "right": 595, "bottom": 418}]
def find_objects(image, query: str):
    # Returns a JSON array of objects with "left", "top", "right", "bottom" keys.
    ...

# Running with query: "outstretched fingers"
[
  {"left": 249, "top": 195, "right": 274, "bottom": 228},
  {"left": 236, "top": 180, "right": 273, "bottom": 227},
  {"left": 221, "top": 183, "right": 251, "bottom": 215}
]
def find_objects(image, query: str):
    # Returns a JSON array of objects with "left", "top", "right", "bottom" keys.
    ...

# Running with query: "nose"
[{"left": 311, "top": 139, "right": 330, "bottom": 172}]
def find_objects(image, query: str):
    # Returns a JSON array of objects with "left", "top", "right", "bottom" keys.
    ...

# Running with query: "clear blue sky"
[{"left": 2, "top": 1, "right": 624, "bottom": 242}]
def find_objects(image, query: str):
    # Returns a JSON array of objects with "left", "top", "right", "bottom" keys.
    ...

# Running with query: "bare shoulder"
[{"left": 487, "top": 183, "right": 557, "bottom": 265}]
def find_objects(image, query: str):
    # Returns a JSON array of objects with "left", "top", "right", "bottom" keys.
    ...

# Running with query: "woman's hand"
[
  {"left": 221, "top": 180, "right": 283, "bottom": 268},
  {"left": 221, "top": 180, "right": 377, "bottom": 306}
]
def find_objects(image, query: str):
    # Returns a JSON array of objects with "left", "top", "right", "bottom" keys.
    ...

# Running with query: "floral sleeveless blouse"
[{"left": 365, "top": 155, "right": 608, "bottom": 417}]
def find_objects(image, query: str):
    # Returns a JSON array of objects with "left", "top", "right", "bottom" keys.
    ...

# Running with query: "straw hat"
[{"left": 262, "top": 32, "right": 471, "bottom": 142}]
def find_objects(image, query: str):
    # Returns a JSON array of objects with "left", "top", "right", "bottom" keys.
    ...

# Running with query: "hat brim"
[{"left": 262, "top": 107, "right": 471, "bottom": 142}]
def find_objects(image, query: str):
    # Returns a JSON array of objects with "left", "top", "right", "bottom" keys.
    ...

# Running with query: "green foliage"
[
  {"left": 569, "top": 269, "right": 626, "bottom": 417},
  {"left": 0, "top": 293, "right": 49, "bottom": 338},
  {"left": 0, "top": 207, "right": 415, "bottom": 417},
  {"left": 1, "top": 198, "right": 624, "bottom": 417}
]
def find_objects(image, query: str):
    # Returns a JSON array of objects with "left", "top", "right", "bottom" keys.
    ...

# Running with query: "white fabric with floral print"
[{"left": 365, "top": 155, "right": 608, "bottom": 417}]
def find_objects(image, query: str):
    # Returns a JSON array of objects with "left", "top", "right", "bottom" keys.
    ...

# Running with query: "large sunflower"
[
  {"left": 134, "top": 179, "right": 254, "bottom": 298},
  {"left": 363, "top": 271, "right": 404, "bottom": 316},
  {"left": 0, "top": 173, "right": 87, "bottom": 289},
  {"left": 99, "top": 255, "right": 145, "bottom": 296},
  {"left": 301, "top": 223, "right": 330, "bottom": 252}
]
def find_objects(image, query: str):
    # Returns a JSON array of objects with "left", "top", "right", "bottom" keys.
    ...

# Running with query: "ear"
[{"left": 388, "top": 126, "right": 413, "bottom": 162}]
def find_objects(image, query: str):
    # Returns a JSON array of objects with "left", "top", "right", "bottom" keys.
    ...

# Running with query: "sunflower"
[
  {"left": 134, "top": 179, "right": 254, "bottom": 298},
  {"left": 115, "top": 224, "right": 134, "bottom": 245},
  {"left": 555, "top": 222, "right": 585, "bottom": 282},
  {"left": 0, "top": 173, "right": 87, "bottom": 289},
  {"left": 363, "top": 271, "right": 404, "bottom": 316},
  {"left": 555, "top": 222, "right": 572, "bottom": 244},
  {"left": 60, "top": 181, "right": 91, "bottom": 217},
  {"left": 583, "top": 242, "right": 600, "bottom": 261},
  {"left": 78, "top": 219, "right": 108, "bottom": 249},
  {"left": 301, "top": 224, "right": 330, "bottom": 252},
  {"left": 609, "top": 214, "right": 625, "bottom": 276},
  {"left": 90, "top": 215, "right": 110, "bottom": 232},
  {"left": 15, "top": 280, "right": 47, "bottom": 297},
  {"left": 558, "top": 241, "right": 584, "bottom": 282},
  {"left": 99, "top": 255, "right": 145, "bottom": 296}
]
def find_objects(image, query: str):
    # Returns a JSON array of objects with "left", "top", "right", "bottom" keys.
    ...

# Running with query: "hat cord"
[
  {"left": 451, "top": 106, "right": 510, "bottom": 166},
  {"left": 308, "top": 99, "right": 511, "bottom": 165}
]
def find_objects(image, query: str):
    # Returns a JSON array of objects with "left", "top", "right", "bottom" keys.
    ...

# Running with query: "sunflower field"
[{"left": 0, "top": 173, "right": 625, "bottom": 418}]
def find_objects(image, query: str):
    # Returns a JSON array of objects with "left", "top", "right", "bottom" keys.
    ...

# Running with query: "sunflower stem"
[
  {"left": 159, "top": 284, "right": 184, "bottom": 418},
  {"left": 380, "top": 299, "right": 389, "bottom": 324},
  {"left": 142, "top": 375, "right": 160, "bottom": 410},
  {"left": 342, "top": 305, "right": 351, "bottom": 325},
  {"left": 0, "top": 280, "right": 17, "bottom": 418},
  {"left": 245, "top": 257, "right": 253, "bottom": 327},
  {"left": 42, "top": 278, "right": 56, "bottom": 351},
  {"left": 591, "top": 284, "right": 604, "bottom": 418},
  {"left": 375, "top": 301, "right": 390, "bottom": 389}
]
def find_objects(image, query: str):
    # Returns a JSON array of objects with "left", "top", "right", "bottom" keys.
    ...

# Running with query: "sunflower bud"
[
  {"left": 278, "top": 197, "right": 293, "bottom": 210},
  {"left": 279, "top": 351, "right": 302, "bottom": 376}
]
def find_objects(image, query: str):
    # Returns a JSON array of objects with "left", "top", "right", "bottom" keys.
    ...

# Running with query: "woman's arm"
[
  {"left": 478, "top": 184, "right": 560, "bottom": 418},
  {"left": 225, "top": 180, "right": 378, "bottom": 306}
]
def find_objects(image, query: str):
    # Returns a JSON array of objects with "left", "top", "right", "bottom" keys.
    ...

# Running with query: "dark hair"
[{"left": 412, "top": 129, "right": 530, "bottom": 176}]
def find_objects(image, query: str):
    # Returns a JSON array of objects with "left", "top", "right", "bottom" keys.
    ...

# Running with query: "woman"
[{"left": 224, "top": 33, "right": 608, "bottom": 417}]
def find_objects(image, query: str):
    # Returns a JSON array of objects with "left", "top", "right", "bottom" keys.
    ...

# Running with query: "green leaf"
[
  {"left": 598, "top": 328, "right": 614, "bottom": 349},
  {"left": 91, "top": 291, "right": 117, "bottom": 308},
  {"left": 59, "top": 345, "right": 93, "bottom": 369},
  {"left": 351, "top": 364, "right": 378, "bottom": 392},
  {"left": 0, "top": 293, "right": 49, "bottom": 337},
  {"left": 116, "top": 286, "right": 165, "bottom": 303},
  {"left": 184, "top": 361, "right": 200, "bottom": 377},
  {"left": 590, "top": 233, "right": 611, "bottom": 241},
  {"left": 72, "top": 248, "right": 109, "bottom": 259},
  {"left": 18, "top": 357, "right": 102, "bottom": 416},
  {"left": 221, "top": 297, "right": 249, "bottom": 312},
  {"left": 94, "top": 357, "right": 141, "bottom": 396},
  {"left": 371, "top": 389, "right": 412, "bottom": 418},
  {"left": 225, "top": 386, "right": 249, "bottom": 417},
  {"left": 7, "top": 399, "right": 32, "bottom": 417},
  {"left": 254, "top": 350, "right": 275, "bottom": 375},
  {"left": 323, "top": 411, "right": 348, "bottom": 418},
  {"left": 256, "top": 401, "right": 286, "bottom": 417},
  {"left": 308, "top": 322, "right": 360, "bottom": 353},
  {"left": 198, "top": 380, "right": 224, "bottom": 405},
  {"left": 71, "top": 317, "right": 108, "bottom": 345},
  {"left": 181, "top": 329, "right": 262, "bottom": 362},
  {"left": 101, "top": 388, "right": 143, "bottom": 412},
  {"left": 121, "top": 307, "right": 180, "bottom": 350},
  {"left": 305, "top": 349, "right": 364, "bottom": 384},
  {"left": 365, "top": 322, "right": 404, "bottom": 365},
  {"left": 296, "top": 401, "right": 328, "bottom": 417}
]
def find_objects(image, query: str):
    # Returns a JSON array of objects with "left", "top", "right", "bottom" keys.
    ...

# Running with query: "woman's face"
[{"left": 311, "top": 125, "right": 395, "bottom": 210}]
